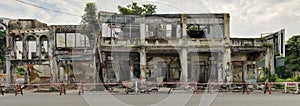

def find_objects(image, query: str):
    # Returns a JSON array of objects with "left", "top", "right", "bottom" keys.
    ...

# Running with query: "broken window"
[
  {"left": 56, "top": 33, "right": 65, "bottom": 47},
  {"left": 166, "top": 24, "right": 172, "bottom": 38},
  {"left": 14, "top": 35, "right": 23, "bottom": 59},
  {"left": 26, "top": 35, "right": 37, "bottom": 59},
  {"left": 56, "top": 32, "right": 91, "bottom": 48},
  {"left": 187, "top": 24, "right": 223, "bottom": 39},
  {"left": 40, "top": 35, "right": 48, "bottom": 58},
  {"left": 187, "top": 24, "right": 206, "bottom": 38},
  {"left": 66, "top": 33, "right": 75, "bottom": 47}
]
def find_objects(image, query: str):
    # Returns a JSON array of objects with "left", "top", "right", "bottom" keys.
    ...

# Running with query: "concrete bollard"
[
  {"left": 15, "top": 84, "right": 23, "bottom": 96},
  {"left": 0, "top": 83, "right": 4, "bottom": 96},
  {"left": 59, "top": 82, "right": 66, "bottom": 96},
  {"left": 264, "top": 82, "right": 272, "bottom": 95},
  {"left": 147, "top": 82, "right": 150, "bottom": 95},
  {"left": 78, "top": 82, "right": 84, "bottom": 95},
  {"left": 125, "top": 82, "right": 129, "bottom": 95},
  {"left": 243, "top": 82, "right": 249, "bottom": 95},
  {"left": 194, "top": 82, "right": 199, "bottom": 94},
  {"left": 208, "top": 83, "right": 212, "bottom": 94}
]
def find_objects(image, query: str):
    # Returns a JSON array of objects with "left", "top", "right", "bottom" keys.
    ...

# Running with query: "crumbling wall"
[{"left": 8, "top": 19, "right": 47, "bottom": 30}]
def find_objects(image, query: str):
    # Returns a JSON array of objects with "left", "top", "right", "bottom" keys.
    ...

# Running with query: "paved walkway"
[{"left": 1, "top": 91, "right": 300, "bottom": 106}]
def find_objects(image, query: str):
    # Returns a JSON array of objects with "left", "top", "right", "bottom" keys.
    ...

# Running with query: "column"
[
  {"left": 223, "top": 48, "right": 232, "bottom": 82},
  {"left": 140, "top": 18, "right": 146, "bottom": 44},
  {"left": 6, "top": 56, "right": 11, "bottom": 87},
  {"left": 140, "top": 48, "right": 146, "bottom": 82},
  {"left": 50, "top": 57, "right": 58, "bottom": 82},
  {"left": 179, "top": 14, "right": 188, "bottom": 83},
  {"left": 243, "top": 61, "right": 247, "bottom": 82},
  {"left": 180, "top": 14, "right": 187, "bottom": 45},
  {"left": 265, "top": 48, "right": 270, "bottom": 71},
  {"left": 180, "top": 48, "right": 188, "bottom": 82},
  {"left": 223, "top": 13, "right": 230, "bottom": 39},
  {"left": 57, "top": 62, "right": 61, "bottom": 82},
  {"left": 36, "top": 37, "right": 40, "bottom": 59},
  {"left": 270, "top": 49, "right": 275, "bottom": 74}
]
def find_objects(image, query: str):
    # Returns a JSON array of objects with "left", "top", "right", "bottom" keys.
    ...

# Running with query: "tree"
[
  {"left": 0, "top": 19, "right": 6, "bottom": 65},
  {"left": 118, "top": 2, "right": 157, "bottom": 15},
  {"left": 0, "top": 30, "right": 5, "bottom": 64},
  {"left": 285, "top": 35, "right": 300, "bottom": 77},
  {"left": 80, "top": 2, "right": 99, "bottom": 44}
]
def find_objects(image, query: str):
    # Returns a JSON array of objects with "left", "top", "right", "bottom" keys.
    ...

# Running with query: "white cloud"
[{"left": 1, "top": 0, "right": 299, "bottom": 40}]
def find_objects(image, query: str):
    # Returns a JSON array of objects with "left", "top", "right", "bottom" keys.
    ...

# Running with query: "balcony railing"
[{"left": 231, "top": 39, "right": 264, "bottom": 47}]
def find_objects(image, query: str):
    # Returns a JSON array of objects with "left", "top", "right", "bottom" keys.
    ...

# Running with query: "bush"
[
  {"left": 16, "top": 67, "right": 25, "bottom": 76},
  {"left": 269, "top": 74, "right": 278, "bottom": 82},
  {"left": 273, "top": 84, "right": 285, "bottom": 89},
  {"left": 259, "top": 75, "right": 266, "bottom": 82},
  {"left": 293, "top": 76, "right": 300, "bottom": 82}
]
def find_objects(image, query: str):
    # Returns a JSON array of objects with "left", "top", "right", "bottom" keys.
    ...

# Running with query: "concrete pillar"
[
  {"left": 223, "top": 13, "right": 230, "bottom": 39},
  {"left": 5, "top": 56, "right": 11, "bottom": 87},
  {"left": 180, "top": 48, "right": 188, "bottom": 82},
  {"left": 93, "top": 53, "right": 98, "bottom": 83},
  {"left": 140, "top": 18, "right": 146, "bottom": 44},
  {"left": 223, "top": 48, "right": 232, "bottom": 82},
  {"left": 265, "top": 47, "right": 273, "bottom": 74},
  {"left": 254, "top": 65, "right": 258, "bottom": 82},
  {"left": 181, "top": 14, "right": 187, "bottom": 37},
  {"left": 114, "top": 59, "right": 121, "bottom": 82},
  {"left": 181, "top": 14, "right": 187, "bottom": 45},
  {"left": 57, "top": 63, "right": 61, "bottom": 82},
  {"left": 179, "top": 14, "right": 188, "bottom": 83},
  {"left": 36, "top": 37, "right": 40, "bottom": 59},
  {"left": 140, "top": 48, "right": 146, "bottom": 82},
  {"left": 50, "top": 57, "right": 58, "bottom": 82},
  {"left": 223, "top": 13, "right": 231, "bottom": 82},
  {"left": 243, "top": 61, "right": 247, "bottom": 82},
  {"left": 270, "top": 49, "right": 275, "bottom": 74}
]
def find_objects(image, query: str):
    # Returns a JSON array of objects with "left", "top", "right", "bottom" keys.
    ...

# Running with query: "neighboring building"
[{"left": 4, "top": 13, "right": 284, "bottom": 86}]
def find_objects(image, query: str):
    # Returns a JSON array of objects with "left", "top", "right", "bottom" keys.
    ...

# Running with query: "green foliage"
[
  {"left": 118, "top": 2, "right": 157, "bottom": 15},
  {"left": 260, "top": 67, "right": 278, "bottom": 82},
  {"left": 80, "top": 2, "right": 99, "bottom": 42},
  {"left": 16, "top": 67, "right": 25, "bottom": 76},
  {"left": 188, "top": 25, "right": 200, "bottom": 30},
  {"left": 263, "top": 42, "right": 273, "bottom": 47},
  {"left": 259, "top": 75, "right": 266, "bottom": 82},
  {"left": 272, "top": 83, "right": 284, "bottom": 89},
  {"left": 285, "top": 35, "right": 300, "bottom": 77},
  {"left": 0, "top": 30, "right": 6, "bottom": 64},
  {"left": 275, "top": 76, "right": 300, "bottom": 82}
]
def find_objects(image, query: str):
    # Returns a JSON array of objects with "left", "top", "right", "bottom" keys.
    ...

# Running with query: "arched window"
[
  {"left": 14, "top": 35, "right": 23, "bottom": 59},
  {"left": 40, "top": 35, "right": 48, "bottom": 58},
  {"left": 25, "top": 35, "right": 37, "bottom": 59}
]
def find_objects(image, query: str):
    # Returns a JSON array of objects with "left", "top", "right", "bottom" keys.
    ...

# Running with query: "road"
[{"left": 1, "top": 91, "right": 300, "bottom": 106}]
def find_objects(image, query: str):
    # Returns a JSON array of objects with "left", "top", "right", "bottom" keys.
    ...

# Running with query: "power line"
[{"left": 16, "top": 0, "right": 81, "bottom": 17}]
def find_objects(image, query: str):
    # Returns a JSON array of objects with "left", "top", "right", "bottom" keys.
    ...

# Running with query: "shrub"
[{"left": 16, "top": 67, "right": 25, "bottom": 76}]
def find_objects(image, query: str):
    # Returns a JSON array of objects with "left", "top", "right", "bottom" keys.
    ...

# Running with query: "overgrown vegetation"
[
  {"left": 0, "top": 30, "right": 6, "bottom": 64},
  {"left": 80, "top": 2, "right": 99, "bottom": 44},
  {"left": 285, "top": 35, "right": 300, "bottom": 78},
  {"left": 16, "top": 67, "right": 25, "bottom": 76},
  {"left": 118, "top": 2, "right": 157, "bottom": 15}
]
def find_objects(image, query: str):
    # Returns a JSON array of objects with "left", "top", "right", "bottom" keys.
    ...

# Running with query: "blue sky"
[{"left": 1, "top": 0, "right": 300, "bottom": 40}]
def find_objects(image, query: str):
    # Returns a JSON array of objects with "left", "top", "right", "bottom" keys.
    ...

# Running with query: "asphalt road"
[{"left": 1, "top": 91, "right": 300, "bottom": 106}]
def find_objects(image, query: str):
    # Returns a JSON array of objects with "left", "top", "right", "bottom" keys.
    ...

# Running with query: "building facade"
[{"left": 4, "top": 13, "right": 284, "bottom": 86}]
